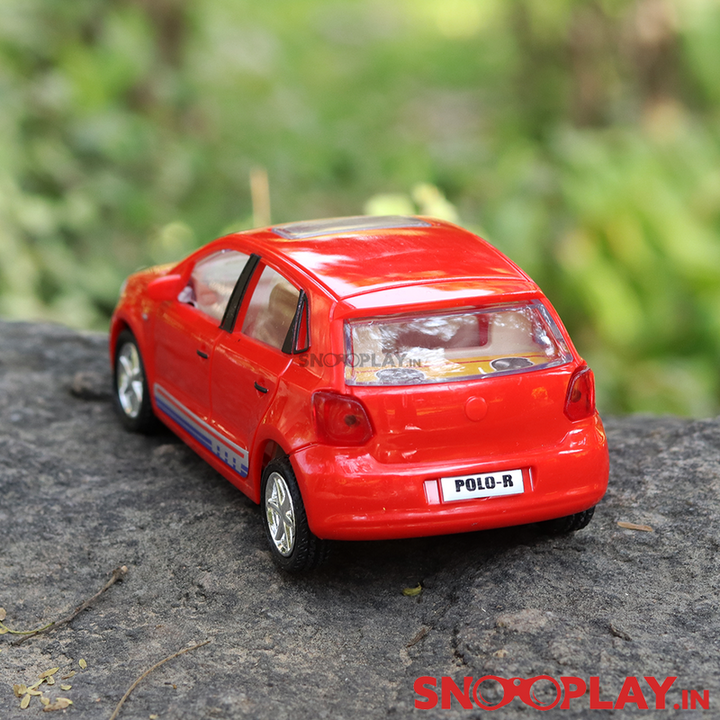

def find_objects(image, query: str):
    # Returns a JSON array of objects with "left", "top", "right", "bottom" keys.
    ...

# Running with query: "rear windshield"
[{"left": 344, "top": 301, "right": 572, "bottom": 386}]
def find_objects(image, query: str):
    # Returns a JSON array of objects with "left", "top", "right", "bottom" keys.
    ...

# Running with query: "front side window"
[
  {"left": 180, "top": 250, "right": 250, "bottom": 322},
  {"left": 241, "top": 265, "right": 301, "bottom": 350},
  {"left": 345, "top": 301, "right": 572, "bottom": 385}
]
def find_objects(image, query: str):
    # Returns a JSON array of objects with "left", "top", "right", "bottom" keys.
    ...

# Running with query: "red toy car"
[{"left": 110, "top": 216, "right": 608, "bottom": 571}]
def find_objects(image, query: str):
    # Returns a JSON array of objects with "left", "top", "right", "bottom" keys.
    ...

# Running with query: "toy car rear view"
[{"left": 110, "top": 216, "right": 609, "bottom": 571}]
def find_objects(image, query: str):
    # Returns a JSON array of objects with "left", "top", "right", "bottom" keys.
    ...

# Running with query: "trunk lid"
[{"left": 342, "top": 299, "right": 578, "bottom": 464}]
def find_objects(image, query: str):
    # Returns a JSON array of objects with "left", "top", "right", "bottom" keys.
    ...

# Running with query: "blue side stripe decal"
[
  {"left": 154, "top": 384, "right": 249, "bottom": 478},
  {"left": 155, "top": 396, "right": 213, "bottom": 451}
]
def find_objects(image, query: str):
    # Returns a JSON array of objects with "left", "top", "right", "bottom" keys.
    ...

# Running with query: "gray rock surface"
[{"left": 0, "top": 319, "right": 717, "bottom": 718}]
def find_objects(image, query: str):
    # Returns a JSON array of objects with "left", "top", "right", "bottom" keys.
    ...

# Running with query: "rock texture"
[{"left": 0, "top": 319, "right": 718, "bottom": 718}]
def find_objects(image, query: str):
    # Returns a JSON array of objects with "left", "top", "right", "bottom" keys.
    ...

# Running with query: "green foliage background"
[{"left": 1, "top": 0, "right": 720, "bottom": 416}]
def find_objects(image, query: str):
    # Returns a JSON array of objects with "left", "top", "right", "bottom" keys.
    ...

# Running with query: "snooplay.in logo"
[
  {"left": 414, "top": 675, "right": 710, "bottom": 711},
  {"left": 297, "top": 352, "right": 421, "bottom": 368}
]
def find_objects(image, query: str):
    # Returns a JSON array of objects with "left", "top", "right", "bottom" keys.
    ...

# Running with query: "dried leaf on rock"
[
  {"left": 43, "top": 698, "right": 73, "bottom": 712},
  {"left": 402, "top": 583, "right": 422, "bottom": 597},
  {"left": 617, "top": 521, "right": 653, "bottom": 532}
]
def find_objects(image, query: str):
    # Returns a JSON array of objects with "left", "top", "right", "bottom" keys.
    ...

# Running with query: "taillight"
[
  {"left": 564, "top": 366, "right": 595, "bottom": 421},
  {"left": 313, "top": 391, "right": 374, "bottom": 445}
]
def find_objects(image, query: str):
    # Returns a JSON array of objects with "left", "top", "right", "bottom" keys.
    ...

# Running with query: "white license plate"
[{"left": 440, "top": 468, "right": 524, "bottom": 502}]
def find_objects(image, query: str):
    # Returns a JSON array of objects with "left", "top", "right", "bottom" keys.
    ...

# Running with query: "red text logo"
[{"left": 414, "top": 675, "right": 710, "bottom": 711}]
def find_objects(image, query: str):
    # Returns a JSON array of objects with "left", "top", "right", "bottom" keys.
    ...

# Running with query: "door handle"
[
  {"left": 254, "top": 381, "right": 269, "bottom": 394},
  {"left": 196, "top": 349, "right": 209, "bottom": 359}
]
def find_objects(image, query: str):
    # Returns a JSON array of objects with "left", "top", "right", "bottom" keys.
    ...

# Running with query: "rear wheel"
[
  {"left": 113, "top": 330, "right": 157, "bottom": 433},
  {"left": 537, "top": 506, "right": 595, "bottom": 535},
  {"left": 261, "top": 457, "right": 329, "bottom": 572}
]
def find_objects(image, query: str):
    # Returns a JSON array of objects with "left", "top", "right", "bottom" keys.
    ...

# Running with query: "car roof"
[{"left": 231, "top": 216, "right": 533, "bottom": 301}]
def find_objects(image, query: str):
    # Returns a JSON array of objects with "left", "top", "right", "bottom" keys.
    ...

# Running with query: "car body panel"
[
  {"left": 211, "top": 332, "right": 292, "bottom": 461},
  {"left": 154, "top": 302, "right": 220, "bottom": 420},
  {"left": 292, "top": 414, "right": 608, "bottom": 540},
  {"left": 250, "top": 221, "right": 530, "bottom": 299}
]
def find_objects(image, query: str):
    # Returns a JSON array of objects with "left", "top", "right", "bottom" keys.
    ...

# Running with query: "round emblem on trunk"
[{"left": 465, "top": 396, "right": 488, "bottom": 421}]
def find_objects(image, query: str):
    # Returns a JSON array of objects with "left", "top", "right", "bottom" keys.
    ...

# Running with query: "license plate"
[{"left": 440, "top": 468, "right": 524, "bottom": 502}]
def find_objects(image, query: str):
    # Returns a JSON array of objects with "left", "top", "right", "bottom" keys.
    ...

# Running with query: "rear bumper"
[{"left": 291, "top": 415, "right": 608, "bottom": 540}]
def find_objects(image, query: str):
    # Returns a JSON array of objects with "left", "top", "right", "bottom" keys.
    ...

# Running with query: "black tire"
[
  {"left": 113, "top": 329, "right": 158, "bottom": 433},
  {"left": 537, "top": 506, "right": 595, "bottom": 536},
  {"left": 261, "top": 457, "right": 329, "bottom": 572}
]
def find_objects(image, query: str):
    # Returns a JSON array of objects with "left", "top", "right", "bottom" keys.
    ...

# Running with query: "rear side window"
[
  {"left": 344, "top": 301, "right": 572, "bottom": 386},
  {"left": 241, "top": 265, "right": 301, "bottom": 350}
]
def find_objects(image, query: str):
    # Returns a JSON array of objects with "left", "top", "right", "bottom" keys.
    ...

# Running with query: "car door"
[
  {"left": 153, "top": 249, "right": 251, "bottom": 423},
  {"left": 211, "top": 262, "right": 302, "bottom": 473}
]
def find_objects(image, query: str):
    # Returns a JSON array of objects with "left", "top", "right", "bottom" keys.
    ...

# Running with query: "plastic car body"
[{"left": 110, "top": 216, "right": 608, "bottom": 570}]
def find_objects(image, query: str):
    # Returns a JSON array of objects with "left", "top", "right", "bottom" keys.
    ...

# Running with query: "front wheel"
[
  {"left": 261, "top": 457, "right": 329, "bottom": 572},
  {"left": 113, "top": 329, "right": 157, "bottom": 433},
  {"left": 537, "top": 506, "right": 595, "bottom": 535}
]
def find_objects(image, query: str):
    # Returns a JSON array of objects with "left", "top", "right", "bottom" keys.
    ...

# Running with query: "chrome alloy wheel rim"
[
  {"left": 116, "top": 343, "right": 144, "bottom": 419},
  {"left": 265, "top": 472, "right": 296, "bottom": 557}
]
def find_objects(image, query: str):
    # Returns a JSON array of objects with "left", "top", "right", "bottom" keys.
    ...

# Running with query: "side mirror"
[{"left": 147, "top": 274, "right": 185, "bottom": 302}]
